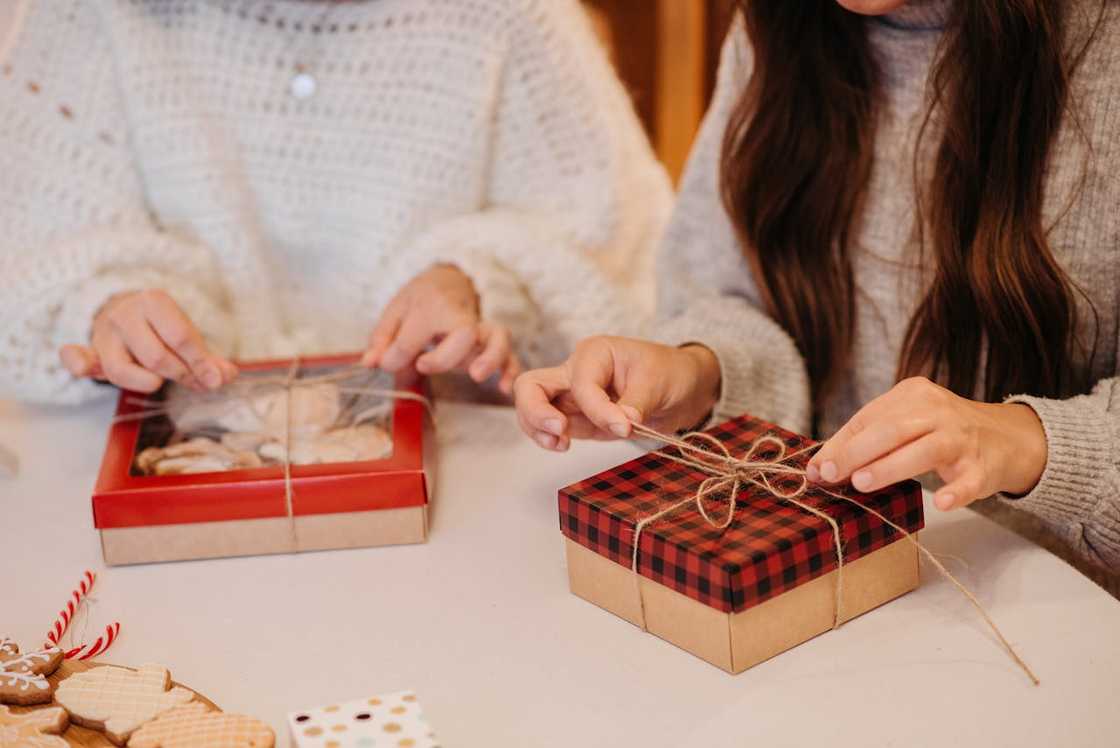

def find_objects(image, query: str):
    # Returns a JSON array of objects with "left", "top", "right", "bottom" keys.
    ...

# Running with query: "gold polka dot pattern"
[{"left": 287, "top": 691, "right": 439, "bottom": 747}]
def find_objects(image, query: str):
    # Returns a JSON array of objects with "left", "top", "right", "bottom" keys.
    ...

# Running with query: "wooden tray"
[{"left": 9, "top": 659, "right": 220, "bottom": 747}]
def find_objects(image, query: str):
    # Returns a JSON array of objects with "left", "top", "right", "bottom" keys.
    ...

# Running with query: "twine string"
[
  {"left": 626, "top": 421, "right": 1040, "bottom": 686},
  {"left": 281, "top": 358, "right": 301, "bottom": 549}
]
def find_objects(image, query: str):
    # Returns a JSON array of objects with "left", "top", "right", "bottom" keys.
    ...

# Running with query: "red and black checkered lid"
[{"left": 559, "top": 414, "right": 924, "bottom": 614}]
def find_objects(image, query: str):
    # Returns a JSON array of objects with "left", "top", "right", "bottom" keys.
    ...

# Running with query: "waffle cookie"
[
  {"left": 54, "top": 664, "right": 194, "bottom": 745},
  {"left": 128, "top": 701, "right": 274, "bottom": 748}
]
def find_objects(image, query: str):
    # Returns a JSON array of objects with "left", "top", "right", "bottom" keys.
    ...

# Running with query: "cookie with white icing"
[
  {"left": 54, "top": 663, "right": 194, "bottom": 746},
  {"left": 0, "top": 640, "right": 64, "bottom": 705}
]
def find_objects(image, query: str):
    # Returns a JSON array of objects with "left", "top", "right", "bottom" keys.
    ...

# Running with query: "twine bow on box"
[{"left": 626, "top": 421, "right": 1040, "bottom": 686}]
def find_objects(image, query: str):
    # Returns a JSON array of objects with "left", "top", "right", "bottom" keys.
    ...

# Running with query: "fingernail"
[
  {"left": 535, "top": 432, "right": 558, "bottom": 450},
  {"left": 820, "top": 461, "right": 838, "bottom": 483},
  {"left": 619, "top": 405, "right": 642, "bottom": 423},
  {"left": 852, "top": 469, "right": 873, "bottom": 491},
  {"left": 201, "top": 365, "right": 222, "bottom": 389},
  {"left": 609, "top": 422, "right": 630, "bottom": 438},
  {"left": 542, "top": 418, "right": 564, "bottom": 436},
  {"left": 805, "top": 463, "right": 820, "bottom": 483},
  {"left": 935, "top": 492, "right": 957, "bottom": 510}
]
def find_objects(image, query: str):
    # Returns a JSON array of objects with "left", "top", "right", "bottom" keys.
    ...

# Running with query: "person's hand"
[
  {"left": 807, "top": 377, "right": 1048, "bottom": 510},
  {"left": 513, "top": 336, "right": 721, "bottom": 451},
  {"left": 59, "top": 289, "right": 238, "bottom": 393},
  {"left": 362, "top": 263, "right": 520, "bottom": 394}
]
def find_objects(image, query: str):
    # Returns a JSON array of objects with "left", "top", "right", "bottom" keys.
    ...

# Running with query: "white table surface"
[{"left": 2, "top": 397, "right": 1119, "bottom": 748}]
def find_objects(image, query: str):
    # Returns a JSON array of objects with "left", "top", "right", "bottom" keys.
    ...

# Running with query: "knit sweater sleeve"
[
  {"left": 0, "top": 2, "right": 233, "bottom": 404},
  {"left": 653, "top": 23, "right": 811, "bottom": 434},
  {"left": 383, "top": 0, "right": 671, "bottom": 369},
  {"left": 1002, "top": 381, "right": 1120, "bottom": 569}
]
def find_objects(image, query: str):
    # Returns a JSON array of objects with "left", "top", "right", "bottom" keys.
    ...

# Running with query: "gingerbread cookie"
[
  {"left": 128, "top": 701, "right": 274, "bottom": 748},
  {"left": 54, "top": 663, "right": 194, "bottom": 746},
  {"left": 0, "top": 640, "right": 64, "bottom": 705},
  {"left": 0, "top": 704, "right": 69, "bottom": 748}
]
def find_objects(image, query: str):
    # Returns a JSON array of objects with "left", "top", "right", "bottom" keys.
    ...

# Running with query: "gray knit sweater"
[{"left": 657, "top": 1, "right": 1120, "bottom": 570}]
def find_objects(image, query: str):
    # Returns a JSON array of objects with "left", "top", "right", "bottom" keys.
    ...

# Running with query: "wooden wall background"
[{"left": 584, "top": 0, "right": 735, "bottom": 182}]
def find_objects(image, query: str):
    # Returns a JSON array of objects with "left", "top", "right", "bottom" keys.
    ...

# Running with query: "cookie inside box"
[{"left": 129, "top": 364, "right": 396, "bottom": 477}]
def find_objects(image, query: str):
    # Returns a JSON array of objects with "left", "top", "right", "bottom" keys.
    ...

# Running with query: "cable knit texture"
[
  {"left": 658, "top": 1, "right": 1120, "bottom": 571},
  {"left": 0, "top": 0, "right": 671, "bottom": 403}
]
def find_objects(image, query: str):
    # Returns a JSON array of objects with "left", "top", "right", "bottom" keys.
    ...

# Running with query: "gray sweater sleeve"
[
  {"left": 653, "top": 24, "right": 811, "bottom": 434},
  {"left": 1005, "top": 383, "right": 1120, "bottom": 569}
]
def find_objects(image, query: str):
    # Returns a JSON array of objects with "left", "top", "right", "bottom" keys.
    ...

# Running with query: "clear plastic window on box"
[{"left": 130, "top": 365, "right": 396, "bottom": 476}]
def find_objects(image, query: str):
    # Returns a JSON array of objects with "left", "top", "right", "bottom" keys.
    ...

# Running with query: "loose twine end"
[{"left": 625, "top": 421, "right": 1040, "bottom": 686}]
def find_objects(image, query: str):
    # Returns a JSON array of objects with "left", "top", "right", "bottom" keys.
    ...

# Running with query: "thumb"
[
  {"left": 60, "top": 345, "right": 103, "bottom": 379},
  {"left": 616, "top": 370, "right": 660, "bottom": 427}
]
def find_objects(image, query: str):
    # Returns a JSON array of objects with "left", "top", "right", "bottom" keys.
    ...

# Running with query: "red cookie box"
[{"left": 93, "top": 354, "right": 433, "bottom": 565}]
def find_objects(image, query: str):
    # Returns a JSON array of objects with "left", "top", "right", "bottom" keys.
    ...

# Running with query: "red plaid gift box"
[{"left": 559, "top": 414, "right": 924, "bottom": 673}]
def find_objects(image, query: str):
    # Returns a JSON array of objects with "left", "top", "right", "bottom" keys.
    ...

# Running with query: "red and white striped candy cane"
[
  {"left": 71, "top": 622, "right": 120, "bottom": 660},
  {"left": 43, "top": 570, "right": 121, "bottom": 660}
]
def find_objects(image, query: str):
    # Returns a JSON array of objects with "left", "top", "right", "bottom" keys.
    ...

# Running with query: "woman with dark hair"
[
  {"left": 514, "top": 0, "right": 1120, "bottom": 570},
  {"left": 0, "top": 0, "right": 669, "bottom": 402}
]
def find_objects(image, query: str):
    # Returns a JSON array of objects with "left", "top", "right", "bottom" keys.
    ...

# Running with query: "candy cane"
[
  {"left": 71, "top": 623, "right": 120, "bottom": 660},
  {"left": 43, "top": 570, "right": 121, "bottom": 660},
  {"left": 44, "top": 570, "right": 94, "bottom": 649}
]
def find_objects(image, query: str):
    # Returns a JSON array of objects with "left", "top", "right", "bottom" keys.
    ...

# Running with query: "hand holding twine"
[{"left": 627, "top": 421, "right": 1041, "bottom": 686}]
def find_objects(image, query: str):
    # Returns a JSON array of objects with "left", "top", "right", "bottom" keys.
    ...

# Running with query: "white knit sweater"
[{"left": 0, "top": 0, "right": 671, "bottom": 404}]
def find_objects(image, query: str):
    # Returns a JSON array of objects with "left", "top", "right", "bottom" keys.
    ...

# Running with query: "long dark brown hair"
[{"left": 721, "top": 0, "right": 1104, "bottom": 414}]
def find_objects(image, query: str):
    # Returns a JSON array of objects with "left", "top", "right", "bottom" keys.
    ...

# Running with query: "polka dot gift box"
[{"left": 288, "top": 691, "right": 439, "bottom": 748}]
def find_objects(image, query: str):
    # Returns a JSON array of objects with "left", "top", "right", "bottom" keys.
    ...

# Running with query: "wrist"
[
  {"left": 428, "top": 263, "right": 480, "bottom": 314},
  {"left": 678, "top": 344, "right": 721, "bottom": 430},
  {"left": 999, "top": 402, "right": 1048, "bottom": 496}
]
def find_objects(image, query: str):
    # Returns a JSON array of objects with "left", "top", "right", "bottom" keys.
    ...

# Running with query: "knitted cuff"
[
  {"left": 655, "top": 300, "right": 811, "bottom": 434},
  {"left": 1000, "top": 393, "right": 1113, "bottom": 528}
]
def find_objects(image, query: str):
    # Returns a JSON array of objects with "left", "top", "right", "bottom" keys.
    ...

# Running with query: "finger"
[
  {"left": 60, "top": 345, "right": 101, "bottom": 378},
  {"left": 845, "top": 432, "right": 958, "bottom": 494},
  {"left": 141, "top": 291, "right": 224, "bottom": 389},
  {"left": 109, "top": 312, "right": 191, "bottom": 383},
  {"left": 568, "top": 349, "right": 631, "bottom": 438},
  {"left": 813, "top": 412, "right": 937, "bottom": 486},
  {"left": 934, "top": 470, "right": 986, "bottom": 511},
  {"left": 363, "top": 297, "right": 406, "bottom": 368},
  {"left": 93, "top": 329, "right": 164, "bottom": 393},
  {"left": 615, "top": 367, "right": 662, "bottom": 427},
  {"left": 513, "top": 367, "right": 571, "bottom": 438},
  {"left": 468, "top": 325, "right": 510, "bottom": 383},
  {"left": 380, "top": 315, "right": 438, "bottom": 373},
  {"left": 498, "top": 354, "right": 522, "bottom": 396},
  {"left": 216, "top": 358, "right": 239, "bottom": 384},
  {"left": 809, "top": 390, "right": 912, "bottom": 481},
  {"left": 415, "top": 326, "right": 478, "bottom": 375}
]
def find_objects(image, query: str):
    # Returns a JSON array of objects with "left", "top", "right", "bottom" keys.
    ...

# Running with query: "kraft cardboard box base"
[
  {"left": 101, "top": 506, "right": 428, "bottom": 565},
  {"left": 565, "top": 536, "right": 919, "bottom": 674}
]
